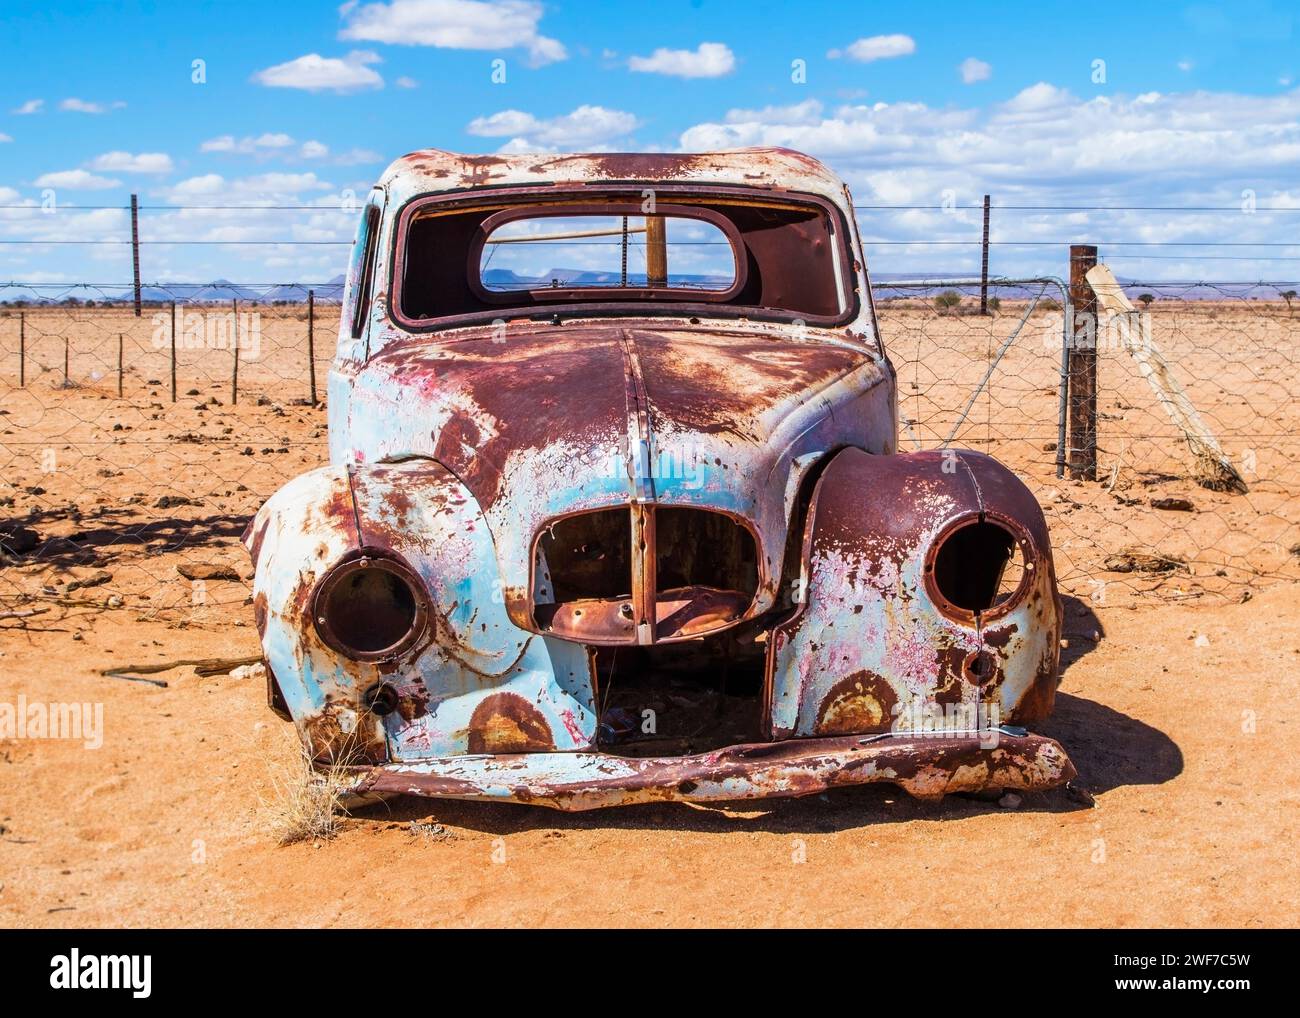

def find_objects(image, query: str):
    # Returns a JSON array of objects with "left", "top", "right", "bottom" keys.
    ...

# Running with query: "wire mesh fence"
[
  {"left": 0, "top": 284, "right": 338, "bottom": 624},
  {"left": 1, "top": 277, "right": 1297, "bottom": 630},
  {"left": 876, "top": 278, "right": 1300, "bottom": 603}
]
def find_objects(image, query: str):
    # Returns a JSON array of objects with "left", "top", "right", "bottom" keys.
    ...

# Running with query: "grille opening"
[
  {"left": 655, "top": 507, "right": 758, "bottom": 596},
  {"left": 592, "top": 636, "right": 766, "bottom": 757},
  {"left": 930, "top": 519, "right": 1025, "bottom": 614},
  {"left": 538, "top": 509, "right": 632, "bottom": 603},
  {"left": 533, "top": 507, "right": 761, "bottom": 643},
  {"left": 320, "top": 565, "right": 418, "bottom": 654}
]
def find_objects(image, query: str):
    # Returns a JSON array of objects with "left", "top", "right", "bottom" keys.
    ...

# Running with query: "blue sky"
[{"left": 2, "top": 0, "right": 1297, "bottom": 284}]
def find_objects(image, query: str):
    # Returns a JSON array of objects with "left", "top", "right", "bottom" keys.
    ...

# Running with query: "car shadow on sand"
[{"left": 357, "top": 690, "right": 1182, "bottom": 836}]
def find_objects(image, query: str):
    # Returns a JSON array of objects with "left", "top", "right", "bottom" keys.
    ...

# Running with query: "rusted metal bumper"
[{"left": 349, "top": 729, "right": 1075, "bottom": 811}]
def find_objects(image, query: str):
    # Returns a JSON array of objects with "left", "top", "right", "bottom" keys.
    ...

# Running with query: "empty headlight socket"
[
  {"left": 922, "top": 511, "right": 1036, "bottom": 626},
  {"left": 311, "top": 551, "right": 431, "bottom": 661}
]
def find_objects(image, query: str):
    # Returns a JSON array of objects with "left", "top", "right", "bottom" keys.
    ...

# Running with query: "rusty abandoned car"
[{"left": 244, "top": 147, "right": 1076, "bottom": 810}]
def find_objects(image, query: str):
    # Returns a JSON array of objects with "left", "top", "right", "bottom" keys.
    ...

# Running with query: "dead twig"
[
  {"left": 98, "top": 654, "right": 261, "bottom": 686},
  {"left": 101, "top": 672, "right": 170, "bottom": 688},
  {"left": 0, "top": 606, "right": 50, "bottom": 621}
]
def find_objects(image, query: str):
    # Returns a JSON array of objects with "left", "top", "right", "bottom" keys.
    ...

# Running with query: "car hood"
[{"left": 335, "top": 321, "right": 892, "bottom": 611}]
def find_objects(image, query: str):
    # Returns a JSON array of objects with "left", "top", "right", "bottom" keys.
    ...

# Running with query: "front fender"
[
  {"left": 765, "top": 447, "right": 1062, "bottom": 740},
  {"left": 244, "top": 459, "right": 597, "bottom": 764}
]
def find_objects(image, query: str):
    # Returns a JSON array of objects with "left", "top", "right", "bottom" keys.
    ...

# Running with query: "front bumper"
[{"left": 349, "top": 729, "right": 1075, "bottom": 811}]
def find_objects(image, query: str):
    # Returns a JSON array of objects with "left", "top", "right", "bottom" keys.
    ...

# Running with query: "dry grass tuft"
[{"left": 258, "top": 749, "right": 356, "bottom": 846}]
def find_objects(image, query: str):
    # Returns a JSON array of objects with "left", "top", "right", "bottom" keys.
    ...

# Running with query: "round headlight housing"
[
  {"left": 312, "top": 554, "right": 429, "bottom": 660},
  {"left": 923, "top": 514, "right": 1034, "bottom": 622}
]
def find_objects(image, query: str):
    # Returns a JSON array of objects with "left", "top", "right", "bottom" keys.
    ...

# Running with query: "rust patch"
[
  {"left": 302, "top": 702, "right": 388, "bottom": 765},
  {"left": 815, "top": 670, "right": 898, "bottom": 735},
  {"left": 253, "top": 591, "right": 269, "bottom": 637},
  {"left": 243, "top": 515, "right": 271, "bottom": 568},
  {"left": 467, "top": 692, "right": 554, "bottom": 754}
]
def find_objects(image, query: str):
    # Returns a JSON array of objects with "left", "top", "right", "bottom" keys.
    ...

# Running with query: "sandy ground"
[
  {"left": 2, "top": 582, "right": 1297, "bottom": 927},
  {"left": 1, "top": 301, "right": 1297, "bottom": 927}
]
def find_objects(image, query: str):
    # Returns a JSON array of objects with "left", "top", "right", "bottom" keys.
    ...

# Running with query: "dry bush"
[{"left": 258, "top": 748, "right": 355, "bottom": 846}]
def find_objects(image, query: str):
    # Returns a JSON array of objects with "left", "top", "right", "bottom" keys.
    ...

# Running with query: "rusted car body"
[{"left": 245, "top": 147, "right": 1075, "bottom": 810}]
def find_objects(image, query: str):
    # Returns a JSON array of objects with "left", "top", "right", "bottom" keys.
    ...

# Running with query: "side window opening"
[{"left": 351, "top": 204, "right": 381, "bottom": 340}]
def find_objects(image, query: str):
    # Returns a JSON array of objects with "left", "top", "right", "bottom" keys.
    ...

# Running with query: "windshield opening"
[{"left": 395, "top": 190, "right": 853, "bottom": 328}]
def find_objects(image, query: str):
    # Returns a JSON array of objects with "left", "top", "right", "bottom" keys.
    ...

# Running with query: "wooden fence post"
[
  {"left": 18, "top": 311, "right": 24, "bottom": 387},
  {"left": 1067, "top": 244, "right": 1099, "bottom": 481},
  {"left": 645, "top": 215, "right": 666, "bottom": 287},
  {"left": 117, "top": 333, "right": 124, "bottom": 397},
  {"left": 307, "top": 289, "right": 317, "bottom": 406},
  {"left": 64, "top": 335, "right": 69, "bottom": 387}
]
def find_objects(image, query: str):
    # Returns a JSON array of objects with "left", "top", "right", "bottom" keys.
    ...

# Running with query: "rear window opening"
[
  {"left": 396, "top": 190, "right": 852, "bottom": 326},
  {"left": 480, "top": 212, "right": 738, "bottom": 294}
]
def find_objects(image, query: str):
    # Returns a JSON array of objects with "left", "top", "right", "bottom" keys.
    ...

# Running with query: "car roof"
[{"left": 377, "top": 147, "right": 851, "bottom": 206}]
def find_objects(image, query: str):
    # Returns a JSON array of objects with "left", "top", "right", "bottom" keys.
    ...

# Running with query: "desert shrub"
[{"left": 934, "top": 290, "right": 962, "bottom": 313}]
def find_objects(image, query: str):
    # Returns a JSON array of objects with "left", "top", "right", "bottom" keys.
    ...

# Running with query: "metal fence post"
[
  {"left": 18, "top": 311, "right": 24, "bottom": 387},
  {"left": 117, "top": 332, "right": 124, "bottom": 397},
  {"left": 130, "top": 194, "right": 142, "bottom": 317},
  {"left": 979, "top": 194, "right": 991, "bottom": 315},
  {"left": 1067, "top": 244, "right": 1098, "bottom": 480},
  {"left": 230, "top": 297, "right": 239, "bottom": 405},
  {"left": 307, "top": 289, "right": 317, "bottom": 405},
  {"left": 170, "top": 300, "right": 177, "bottom": 402}
]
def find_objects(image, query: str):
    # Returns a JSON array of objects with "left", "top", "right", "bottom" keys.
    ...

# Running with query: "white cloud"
[
  {"left": 999, "top": 81, "right": 1073, "bottom": 117},
  {"left": 163, "top": 172, "right": 334, "bottom": 203},
  {"left": 300, "top": 140, "right": 330, "bottom": 159},
  {"left": 334, "top": 147, "right": 383, "bottom": 165},
  {"left": 251, "top": 51, "right": 383, "bottom": 92},
  {"left": 1178, "top": 59, "right": 1194, "bottom": 72},
  {"left": 724, "top": 99, "right": 824, "bottom": 126},
  {"left": 59, "top": 98, "right": 125, "bottom": 114},
  {"left": 12, "top": 99, "right": 43, "bottom": 115},
  {"left": 0, "top": 133, "right": 10, "bottom": 143},
  {"left": 201, "top": 133, "right": 296, "bottom": 154},
  {"left": 959, "top": 57, "right": 991, "bottom": 84},
  {"left": 828, "top": 34, "right": 915, "bottom": 63},
  {"left": 628, "top": 42, "right": 735, "bottom": 78},
  {"left": 467, "top": 105, "right": 639, "bottom": 150},
  {"left": 675, "top": 85, "right": 1300, "bottom": 277},
  {"left": 340, "top": 0, "right": 567, "bottom": 66},
  {"left": 33, "top": 169, "right": 121, "bottom": 190},
  {"left": 395, "top": 75, "right": 419, "bottom": 88},
  {"left": 89, "top": 151, "right": 174, "bottom": 174}
]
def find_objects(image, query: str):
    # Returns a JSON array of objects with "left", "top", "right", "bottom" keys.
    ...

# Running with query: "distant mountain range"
[
  {"left": 0, "top": 276, "right": 347, "bottom": 304},
  {"left": 2, "top": 271, "right": 1294, "bottom": 305},
  {"left": 482, "top": 267, "right": 733, "bottom": 288},
  {"left": 869, "top": 274, "right": 1299, "bottom": 301}
]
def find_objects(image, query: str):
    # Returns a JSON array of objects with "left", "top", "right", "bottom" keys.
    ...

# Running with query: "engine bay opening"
[
  {"left": 591, "top": 633, "right": 767, "bottom": 757},
  {"left": 929, "top": 518, "right": 1026, "bottom": 616}
]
